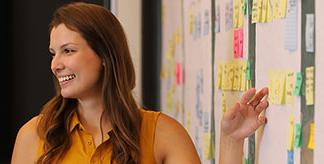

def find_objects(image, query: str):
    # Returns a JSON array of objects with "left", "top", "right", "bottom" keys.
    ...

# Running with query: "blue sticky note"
[{"left": 287, "top": 150, "right": 294, "bottom": 164}]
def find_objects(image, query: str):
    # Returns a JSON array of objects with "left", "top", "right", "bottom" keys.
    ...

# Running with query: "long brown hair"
[{"left": 37, "top": 2, "right": 141, "bottom": 163}]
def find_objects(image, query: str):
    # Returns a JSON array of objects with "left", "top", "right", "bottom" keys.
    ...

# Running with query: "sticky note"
[
  {"left": 273, "top": 71, "right": 286, "bottom": 104},
  {"left": 221, "top": 64, "right": 228, "bottom": 90},
  {"left": 305, "top": 66, "right": 314, "bottom": 105},
  {"left": 252, "top": 0, "right": 260, "bottom": 23},
  {"left": 238, "top": 28, "right": 244, "bottom": 58},
  {"left": 234, "top": 30, "right": 240, "bottom": 58},
  {"left": 266, "top": 0, "right": 273, "bottom": 22},
  {"left": 308, "top": 123, "right": 314, "bottom": 150},
  {"left": 160, "top": 65, "right": 166, "bottom": 79},
  {"left": 273, "top": 0, "right": 280, "bottom": 19},
  {"left": 243, "top": 0, "right": 247, "bottom": 15},
  {"left": 305, "top": 14, "right": 315, "bottom": 53},
  {"left": 203, "top": 133, "right": 212, "bottom": 160},
  {"left": 261, "top": 0, "right": 268, "bottom": 22},
  {"left": 287, "top": 115, "right": 294, "bottom": 150},
  {"left": 232, "top": 63, "right": 239, "bottom": 91},
  {"left": 233, "top": 0, "right": 240, "bottom": 28},
  {"left": 175, "top": 63, "right": 181, "bottom": 85},
  {"left": 285, "top": 72, "right": 295, "bottom": 104},
  {"left": 293, "top": 72, "right": 303, "bottom": 96},
  {"left": 287, "top": 150, "right": 294, "bottom": 164},
  {"left": 228, "top": 63, "right": 235, "bottom": 90},
  {"left": 279, "top": 0, "right": 287, "bottom": 18},
  {"left": 217, "top": 63, "right": 223, "bottom": 89},
  {"left": 294, "top": 123, "right": 302, "bottom": 148},
  {"left": 238, "top": 0, "right": 244, "bottom": 28},
  {"left": 189, "top": 10, "right": 194, "bottom": 34},
  {"left": 240, "top": 61, "right": 247, "bottom": 91},
  {"left": 246, "top": 60, "right": 251, "bottom": 80},
  {"left": 222, "top": 92, "right": 227, "bottom": 113}
]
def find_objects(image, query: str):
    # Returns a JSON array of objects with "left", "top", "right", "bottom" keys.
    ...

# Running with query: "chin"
[{"left": 60, "top": 90, "right": 77, "bottom": 99}]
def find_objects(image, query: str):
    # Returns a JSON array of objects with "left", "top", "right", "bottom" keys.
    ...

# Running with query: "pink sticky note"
[
  {"left": 238, "top": 28, "right": 244, "bottom": 58},
  {"left": 176, "top": 63, "right": 181, "bottom": 85},
  {"left": 234, "top": 29, "right": 239, "bottom": 58}
]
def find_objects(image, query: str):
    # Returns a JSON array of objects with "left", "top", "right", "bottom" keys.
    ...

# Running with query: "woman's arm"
[
  {"left": 11, "top": 116, "right": 40, "bottom": 164},
  {"left": 219, "top": 87, "right": 269, "bottom": 164},
  {"left": 154, "top": 113, "right": 201, "bottom": 164}
]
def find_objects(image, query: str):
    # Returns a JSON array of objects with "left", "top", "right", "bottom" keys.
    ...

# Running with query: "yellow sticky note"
[
  {"left": 266, "top": 0, "right": 273, "bottom": 22},
  {"left": 175, "top": 29, "right": 181, "bottom": 45},
  {"left": 222, "top": 92, "right": 227, "bottom": 113},
  {"left": 305, "top": 66, "right": 314, "bottom": 105},
  {"left": 261, "top": 0, "right": 268, "bottom": 22},
  {"left": 221, "top": 63, "right": 228, "bottom": 90},
  {"left": 160, "top": 65, "right": 166, "bottom": 79},
  {"left": 233, "top": 62, "right": 241, "bottom": 91},
  {"left": 203, "top": 133, "right": 212, "bottom": 160},
  {"left": 238, "top": 0, "right": 244, "bottom": 28},
  {"left": 272, "top": 0, "right": 280, "bottom": 20},
  {"left": 287, "top": 115, "right": 294, "bottom": 150},
  {"left": 278, "top": 71, "right": 286, "bottom": 104},
  {"left": 185, "top": 111, "right": 191, "bottom": 131},
  {"left": 217, "top": 63, "right": 223, "bottom": 89},
  {"left": 279, "top": 0, "right": 287, "bottom": 18},
  {"left": 308, "top": 123, "right": 314, "bottom": 150},
  {"left": 285, "top": 71, "right": 295, "bottom": 104},
  {"left": 240, "top": 61, "right": 247, "bottom": 91},
  {"left": 233, "top": 0, "right": 240, "bottom": 28},
  {"left": 252, "top": 0, "right": 261, "bottom": 23},
  {"left": 189, "top": 10, "right": 194, "bottom": 34}
]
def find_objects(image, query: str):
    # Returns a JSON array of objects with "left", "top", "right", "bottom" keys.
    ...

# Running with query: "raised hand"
[{"left": 221, "top": 87, "right": 269, "bottom": 140}]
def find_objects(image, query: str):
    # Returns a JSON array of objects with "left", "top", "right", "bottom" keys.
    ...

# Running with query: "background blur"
[{"left": 1, "top": 0, "right": 159, "bottom": 163}]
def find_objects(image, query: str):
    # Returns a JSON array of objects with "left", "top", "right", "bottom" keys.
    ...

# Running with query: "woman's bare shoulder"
[
  {"left": 154, "top": 113, "right": 201, "bottom": 164},
  {"left": 11, "top": 115, "right": 41, "bottom": 164}
]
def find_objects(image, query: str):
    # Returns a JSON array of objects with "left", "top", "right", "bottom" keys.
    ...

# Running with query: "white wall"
[{"left": 115, "top": 0, "right": 142, "bottom": 103}]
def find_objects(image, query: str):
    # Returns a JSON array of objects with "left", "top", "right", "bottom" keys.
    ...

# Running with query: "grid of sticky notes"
[
  {"left": 252, "top": 0, "right": 287, "bottom": 23},
  {"left": 217, "top": 60, "right": 250, "bottom": 91},
  {"left": 267, "top": 66, "right": 314, "bottom": 105}
]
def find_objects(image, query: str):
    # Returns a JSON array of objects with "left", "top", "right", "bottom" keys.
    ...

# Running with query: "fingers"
[
  {"left": 240, "top": 88, "right": 256, "bottom": 104},
  {"left": 248, "top": 87, "right": 268, "bottom": 107},
  {"left": 255, "top": 98, "right": 269, "bottom": 114},
  {"left": 257, "top": 115, "right": 268, "bottom": 126}
]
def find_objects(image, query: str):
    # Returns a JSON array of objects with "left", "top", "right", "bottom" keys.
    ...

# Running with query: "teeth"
[{"left": 58, "top": 74, "right": 75, "bottom": 83}]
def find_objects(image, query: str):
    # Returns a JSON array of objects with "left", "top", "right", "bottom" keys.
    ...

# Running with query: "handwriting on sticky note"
[
  {"left": 294, "top": 123, "right": 302, "bottom": 148},
  {"left": 293, "top": 72, "right": 303, "bottom": 96},
  {"left": 305, "top": 66, "right": 314, "bottom": 105},
  {"left": 287, "top": 115, "right": 294, "bottom": 150}
]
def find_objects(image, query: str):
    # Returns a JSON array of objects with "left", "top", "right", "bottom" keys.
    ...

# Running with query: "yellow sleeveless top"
[{"left": 37, "top": 109, "right": 160, "bottom": 164}]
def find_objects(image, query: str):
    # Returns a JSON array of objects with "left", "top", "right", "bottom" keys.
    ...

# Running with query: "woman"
[{"left": 11, "top": 2, "right": 269, "bottom": 164}]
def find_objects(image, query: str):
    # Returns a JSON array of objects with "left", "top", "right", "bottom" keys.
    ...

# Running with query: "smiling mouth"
[{"left": 58, "top": 74, "right": 76, "bottom": 83}]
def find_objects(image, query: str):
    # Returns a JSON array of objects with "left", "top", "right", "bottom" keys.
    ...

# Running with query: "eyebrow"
[{"left": 49, "top": 42, "right": 78, "bottom": 53}]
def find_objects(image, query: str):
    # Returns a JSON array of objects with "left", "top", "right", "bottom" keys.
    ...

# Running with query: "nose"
[{"left": 51, "top": 54, "right": 64, "bottom": 74}]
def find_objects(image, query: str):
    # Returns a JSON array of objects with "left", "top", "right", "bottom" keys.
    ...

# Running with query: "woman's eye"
[{"left": 64, "top": 48, "right": 75, "bottom": 54}]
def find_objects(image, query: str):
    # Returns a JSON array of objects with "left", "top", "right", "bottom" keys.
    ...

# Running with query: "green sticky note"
[
  {"left": 249, "top": 0, "right": 253, "bottom": 16},
  {"left": 293, "top": 72, "right": 303, "bottom": 96},
  {"left": 294, "top": 123, "right": 302, "bottom": 148},
  {"left": 244, "top": 0, "right": 247, "bottom": 15},
  {"left": 246, "top": 60, "right": 251, "bottom": 80}
]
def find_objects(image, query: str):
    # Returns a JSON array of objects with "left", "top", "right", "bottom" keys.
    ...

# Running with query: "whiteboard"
[{"left": 256, "top": 0, "right": 302, "bottom": 164}]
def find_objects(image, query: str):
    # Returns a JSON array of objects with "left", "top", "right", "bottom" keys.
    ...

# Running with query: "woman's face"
[{"left": 49, "top": 24, "right": 103, "bottom": 99}]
